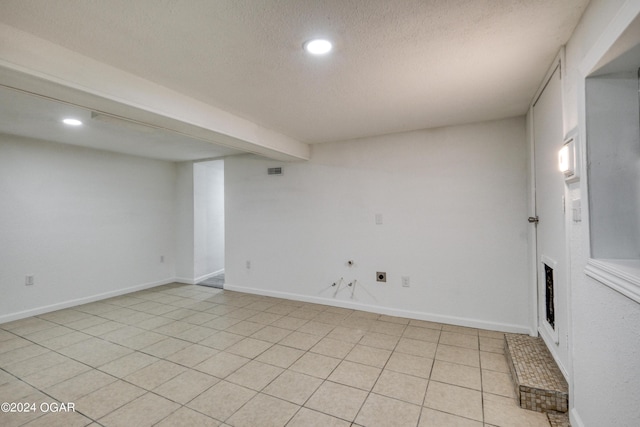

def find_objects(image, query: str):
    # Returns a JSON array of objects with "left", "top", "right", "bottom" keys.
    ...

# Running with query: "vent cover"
[{"left": 268, "top": 167, "right": 283, "bottom": 176}]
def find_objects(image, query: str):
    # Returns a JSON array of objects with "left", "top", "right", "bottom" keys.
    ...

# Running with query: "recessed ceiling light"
[
  {"left": 304, "top": 39, "right": 332, "bottom": 55},
  {"left": 62, "top": 118, "right": 83, "bottom": 126}
]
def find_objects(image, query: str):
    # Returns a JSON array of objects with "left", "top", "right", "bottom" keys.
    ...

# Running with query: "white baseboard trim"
[
  {"left": 175, "top": 269, "right": 225, "bottom": 286},
  {"left": 0, "top": 277, "right": 175, "bottom": 324},
  {"left": 570, "top": 408, "right": 585, "bottom": 427},
  {"left": 224, "top": 284, "right": 531, "bottom": 334}
]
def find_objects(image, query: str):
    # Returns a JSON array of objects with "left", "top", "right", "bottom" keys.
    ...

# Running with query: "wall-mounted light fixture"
[{"left": 559, "top": 132, "right": 579, "bottom": 182}]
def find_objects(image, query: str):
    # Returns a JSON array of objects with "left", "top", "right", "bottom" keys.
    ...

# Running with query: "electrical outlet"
[
  {"left": 246, "top": 260, "right": 251, "bottom": 269},
  {"left": 25, "top": 275, "right": 34, "bottom": 286},
  {"left": 376, "top": 272, "right": 387, "bottom": 282},
  {"left": 402, "top": 276, "right": 410, "bottom": 287}
]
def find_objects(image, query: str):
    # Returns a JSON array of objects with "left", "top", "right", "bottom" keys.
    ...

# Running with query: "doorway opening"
[{"left": 194, "top": 159, "right": 225, "bottom": 289}]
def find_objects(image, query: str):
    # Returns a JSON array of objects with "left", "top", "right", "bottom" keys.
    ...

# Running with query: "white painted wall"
[
  {"left": 174, "top": 161, "right": 195, "bottom": 282},
  {"left": 194, "top": 160, "right": 225, "bottom": 281},
  {"left": 0, "top": 134, "right": 176, "bottom": 322},
  {"left": 226, "top": 117, "right": 530, "bottom": 332},
  {"left": 544, "top": 0, "right": 640, "bottom": 425}
]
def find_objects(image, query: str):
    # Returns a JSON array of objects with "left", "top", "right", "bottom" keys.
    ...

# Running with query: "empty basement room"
[{"left": 1, "top": 1, "right": 639, "bottom": 426}]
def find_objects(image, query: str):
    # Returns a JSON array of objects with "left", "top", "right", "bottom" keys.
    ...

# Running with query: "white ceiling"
[
  {"left": 0, "top": 0, "right": 589, "bottom": 147},
  {"left": 0, "top": 86, "right": 243, "bottom": 161}
]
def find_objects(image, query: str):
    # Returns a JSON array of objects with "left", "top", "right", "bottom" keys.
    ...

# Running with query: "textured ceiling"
[
  {"left": 0, "top": 86, "right": 242, "bottom": 161},
  {"left": 0, "top": 0, "right": 589, "bottom": 144}
]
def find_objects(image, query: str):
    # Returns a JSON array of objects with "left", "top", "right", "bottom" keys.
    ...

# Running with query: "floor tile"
[
  {"left": 140, "top": 337, "right": 191, "bottom": 358},
  {"left": 194, "top": 351, "right": 250, "bottom": 378},
  {"left": 22, "top": 359, "right": 91, "bottom": 389},
  {"left": 441, "top": 325, "right": 479, "bottom": 336},
  {"left": 327, "top": 360, "right": 381, "bottom": 390},
  {"left": 403, "top": 325, "right": 441, "bottom": 343},
  {"left": 183, "top": 312, "right": 219, "bottom": 326},
  {"left": 45, "top": 369, "right": 116, "bottom": 401},
  {"left": 0, "top": 344, "right": 50, "bottom": 366},
  {"left": 354, "top": 393, "right": 421, "bottom": 427},
  {"left": 419, "top": 408, "right": 483, "bottom": 427},
  {"left": 286, "top": 407, "right": 350, "bottom": 427},
  {"left": 187, "top": 380, "right": 256, "bottom": 422},
  {"left": 39, "top": 331, "right": 92, "bottom": 350},
  {"left": 58, "top": 338, "right": 132, "bottom": 367},
  {"left": 279, "top": 331, "right": 321, "bottom": 351},
  {"left": 224, "top": 321, "right": 265, "bottom": 336},
  {"left": 480, "top": 351, "right": 509, "bottom": 373},
  {"left": 20, "top": 409, "right": 92, "bottom": 427},
  {"left": 180, "top": 325, "right": 218, "bottom": 343},
  {"left": 255, "top": 344, "right": 304, "bottom": 368},
  {"left": 369, "top": 320, "right": 406, "bottom": 336},
  {"left": 226, "top": 393, "right": 299, "bottom": 427},
  {"left": 74, "top": 380, "right": 146, "bottom": 420},
  {"left": 326, "top": 326, "right": 365, "bottom": 343},
  {"left": 98, "top": 392, "right": 180, "bottom": 427},
  {"left": 345, "top": 344, "right": 391, "bottom": 368},
  {"left": 98, "top": 352, "right": 159, "bottom": 378},
  {"left": 482, "top": 369, "right": 515, "bottom": 397},
  {"left": 0, "top": 285, "right": 557, "bottom": 427},
  {"left": 2, "top": 351, "right": 68, "bottom": 377},
  {"left": 153, "top": 369, "right": 219, "bottom": 404},
  {"left": 310, "top": 337, "right": 355, "bottom": 359},
  {"left": 24, "top": 325, "right": 76, "bottom": 343},
  {"left": 82, "top": 321, "right": 127, "bottom": 337},
  {"left": 270, "top": 316, "right": 308, "bottom": 331},
  {"left": 480, "top": 336, "right": 505, "bottom": 353},
  {"left": 0, "top": 379, "right": 40, "bottom": 401},
  {"left": 359, "top": 332, "right": 399, "bottom": 350},
  {"left": 155, "top": 406, "right": 221, "bottom": 427},
  {"left": 124, "top": 360, "right": 186, "bottom": 390},
  {"left": 202, "top": 316, "right": 242, "bottom": 331},
  {"left": 385, "top": 352, "right": 433, "bottom": 379},
  {"left": 246, "top": 312, "right": 283, "bottom": 325},
  {"left": 372, "top": 369, "right": 428, "bottom": 405},
  {"left": 439, "top": 331, "right": 479, "bottom": 350},
  {"left": 290, "top": 352, "right": 341, "bottom": 379},
  {"left": 263, "top": 370, "right": 322, "bottom": 405},
  {"left": 226, "top": 360, "right": 283, "bottom": 391},
  {"left": 378, "top": 314, "right": 410, "bottom": 325},
  {"left": 408, "top": 320, "right": 443, "bottom": 330},
  {"left": 483, "top": 392, "right": 551, "bottom": 426},
  {"left": 199, "top": 331, "right": 244, "bottom": 350},
  {"left": 305, "top": 381, "right": 368, "bottom": 422},
  {"left": 297, "top": 320, "right": 335, "bottom": 336},
  {"left": 226, "top": 337, "right": 272, "bottom": 358},
  {"left": 430, "top": 360, "right": 481, "bottom": 390},
  {"left": 435, "top": 344, "right": 480, "bottom": 367},
  {"left": 249, "top": 325, "right": 291, "bottom": 343},
  {"left": 395, "top": 337, "right": 438, "bottom": 358},
  {"left": 424, "top": 381, "right": 483, "bottom": 422},
  {"left": 166, "top": 343, "right": 219, "bottom": 367}
]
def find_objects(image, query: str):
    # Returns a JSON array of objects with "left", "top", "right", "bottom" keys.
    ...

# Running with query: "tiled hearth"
[{"left": 505, "top": 334, "right": 570, "bottom": 427}]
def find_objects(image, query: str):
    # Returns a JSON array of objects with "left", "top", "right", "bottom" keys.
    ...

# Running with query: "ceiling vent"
[{"left": 268, "top": 167, "right": 283, "bottom": 176}]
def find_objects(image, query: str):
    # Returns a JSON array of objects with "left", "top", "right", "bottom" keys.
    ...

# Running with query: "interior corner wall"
[
  {"left": 194, "top": 160, "right": 225, "bottom": 281},
  {"left": 225, "top": 117, "right": 529, "bottom": 332},
  {"left": 561, "top": 0, "right": 640, "bottom": 425},
  {"left": 0, "top": 134, "right": 177, "bottom": 322},
  {"left": 174, "top": 161, "right": 195, "bottom": 282}
]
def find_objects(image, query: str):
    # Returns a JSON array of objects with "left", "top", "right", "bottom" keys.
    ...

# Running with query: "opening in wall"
[{"left": 584, "top": 15, "right": 640, "bottom": 304}]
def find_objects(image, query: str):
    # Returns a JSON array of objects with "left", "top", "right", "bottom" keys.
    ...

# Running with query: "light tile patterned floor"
[{"left": 0, "top": 283, "right": 552, "bottom": 426}]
